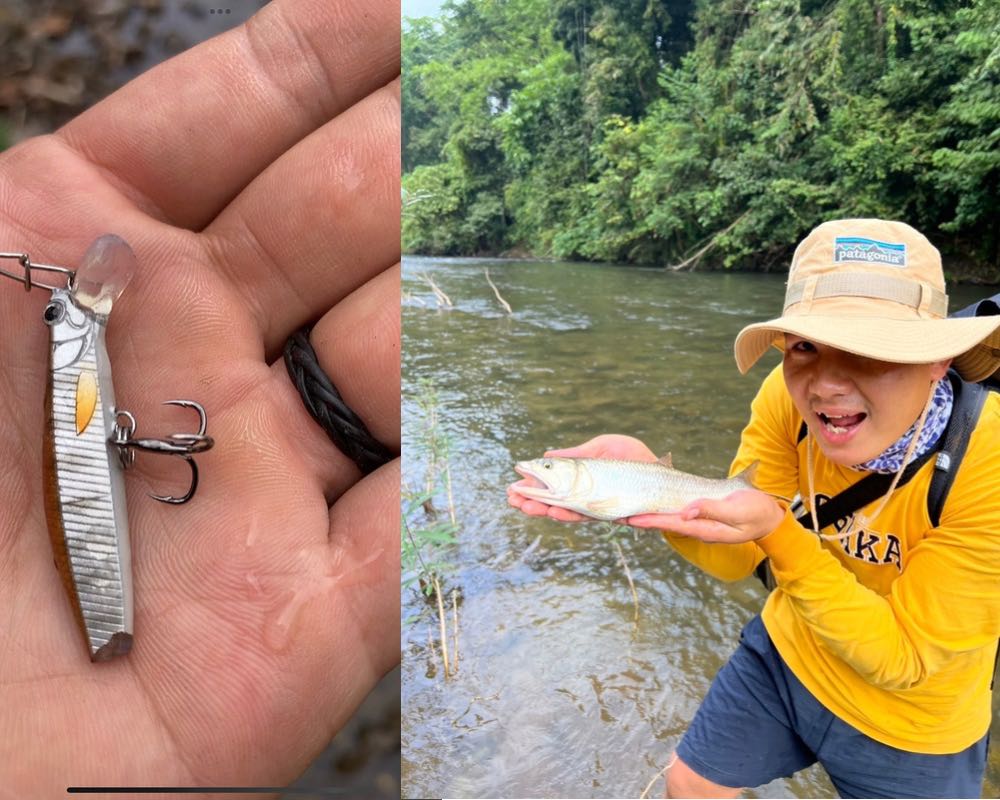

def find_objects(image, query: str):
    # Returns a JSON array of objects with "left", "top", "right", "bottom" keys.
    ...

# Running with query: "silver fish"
[{"left": 512, "top": 455, "right": 757, "bottom": 521}]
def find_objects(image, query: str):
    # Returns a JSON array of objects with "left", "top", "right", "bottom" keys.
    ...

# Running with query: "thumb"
[{"left": 681, "top": 498, "right": 725, "bottom": 522}]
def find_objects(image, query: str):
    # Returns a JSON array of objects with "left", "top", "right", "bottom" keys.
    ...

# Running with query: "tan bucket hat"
[{"left": 734, "top": 219, "right": 1000, "bottom": 382}]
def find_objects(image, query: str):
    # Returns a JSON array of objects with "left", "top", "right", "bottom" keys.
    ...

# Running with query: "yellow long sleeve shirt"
[{"left": 664, "top": 365, "right": 1000, "bottom": 754}]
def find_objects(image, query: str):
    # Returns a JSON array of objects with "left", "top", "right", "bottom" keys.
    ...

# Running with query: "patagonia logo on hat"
[{"left": 834, "top": 236, "right": 908, "bottom": 268}]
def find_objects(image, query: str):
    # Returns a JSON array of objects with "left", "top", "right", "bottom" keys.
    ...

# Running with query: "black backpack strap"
[
  {"left": 926, "top": 372, "right": 988, "bottom": 527},
  {"left": 797, "top": 450, "right": 936, "bottom": 532},
  {"left": 753, "top": 556, "right": 778, "bottom": 591}
]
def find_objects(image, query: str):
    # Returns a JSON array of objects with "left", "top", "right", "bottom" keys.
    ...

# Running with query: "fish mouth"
[{"left": 512, "top": 462, "right": 557, "bottom": 500}]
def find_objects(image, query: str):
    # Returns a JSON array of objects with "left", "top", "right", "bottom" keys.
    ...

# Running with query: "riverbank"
[{"left": 403, "top": 249, "right": 1000, "bottom": 285}]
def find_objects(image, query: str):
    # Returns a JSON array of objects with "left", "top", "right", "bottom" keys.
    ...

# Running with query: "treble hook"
[{"left": 110, "top": 400, "right": 215, "bottom": 504}]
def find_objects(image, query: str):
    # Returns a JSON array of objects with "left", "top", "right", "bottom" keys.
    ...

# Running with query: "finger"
[
  {"left": 268, "top": 358, "right": 347, "bottom": 506},
  {"left": 203, "top": 80, "right": 400, "bottom": 359},
  {"left": 325, "top": 458, "right": 400, "bottom": 679},
  {"left": 626, "top": 513, "right": 684, "bottom": 529},
  {"left": 506, "top": 492, "right": 548, "bottom": 517},
  {"left": 57, "top": 0, "right": 400, "bottom": 230},
  {"left": 507, "top": 491, "right": 585, "bottom": 522},
  {"left": 299, "top": 264, "right": 399, "bottom": 465},
  {"left": 681, "top": 498, "right": 735, "bottom": 523},
  {"left": 507, "top": 492, "right": 532, "bottom": 513},
  {"left": 546, "top": 506, "right": 587, "bottom": 523},
  {"left": 506, "top": 481, "right": 555, "bottom": 515},
  {"left": 654, "top": 517, "right": 740, "bottom": 543}
]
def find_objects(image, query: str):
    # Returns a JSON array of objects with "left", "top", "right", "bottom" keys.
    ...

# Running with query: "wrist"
[
  {"left": 766, "top": 501, "right": 788, "bottom": 536},
  {"left": 756, "top": 507, "right": 803, "bottom": 554},
  {"left": 748, "top": 497, "right": 789, "bottom": 541}
]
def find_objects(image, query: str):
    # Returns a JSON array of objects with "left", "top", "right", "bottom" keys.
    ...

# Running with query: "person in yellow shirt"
[{"left": 508, "top": 219, "right": 1000, "bottom": 798}]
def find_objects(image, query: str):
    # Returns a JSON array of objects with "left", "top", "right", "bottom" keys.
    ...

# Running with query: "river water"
[{"left": 400, "top": 255, "right": 1000, "bottom": 799}]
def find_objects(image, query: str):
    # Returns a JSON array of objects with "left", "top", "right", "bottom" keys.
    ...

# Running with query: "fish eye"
[
  {"left": 543, "top": 461, "right": 552, "bottom": 469},
  {"left": 43, "top": 301, "right": 65, "bottom": 326}
]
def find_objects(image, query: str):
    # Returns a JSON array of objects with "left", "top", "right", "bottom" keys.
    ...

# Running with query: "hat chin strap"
[{"left": 805, "top": 381, "right": 937, "bottom": 541}]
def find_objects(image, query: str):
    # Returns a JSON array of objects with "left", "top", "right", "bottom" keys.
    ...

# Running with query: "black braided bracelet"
[{"left": 283, "top": 327, "right": 394, "bottom": 475}]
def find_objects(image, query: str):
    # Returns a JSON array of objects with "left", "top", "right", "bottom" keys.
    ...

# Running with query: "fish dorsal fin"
[
  {"left": 657, "top": 452, "right": 673, "bottom": 468},
  {"left": 732, "top": 460, "right": 759, "bottom": 487}
]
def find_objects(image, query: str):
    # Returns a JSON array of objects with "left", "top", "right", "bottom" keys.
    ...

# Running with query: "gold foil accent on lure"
[{"left": 76, "top": 370, "right": 97, "bottom": 434}]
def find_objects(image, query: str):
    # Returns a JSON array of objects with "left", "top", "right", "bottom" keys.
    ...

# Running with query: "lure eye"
[{"left": 43, "top": 301, "right": 66, "bottom": 326}]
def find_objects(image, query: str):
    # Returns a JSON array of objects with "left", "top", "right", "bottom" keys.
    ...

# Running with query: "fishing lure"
[{"left": 0, "top": 235, "right": 213, "bottom": 661}]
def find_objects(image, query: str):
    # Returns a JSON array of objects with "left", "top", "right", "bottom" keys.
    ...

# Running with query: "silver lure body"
[
  {"left": 513, "top": 456, "right": 757, "bottom": 521},
  {"left": 44, "top": 288, "right": 133, "bottom": 660}
]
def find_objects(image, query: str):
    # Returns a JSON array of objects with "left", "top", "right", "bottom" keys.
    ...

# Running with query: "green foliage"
[
  {"left": 925, "top": 1, "right": 1000, "bottom": 262},
  {"left": 401, "top": 488, "right": 458, "bottom": 598},
  {"left": 403, "top": 0, "right": 1000, "bottom": 277},
  {"left": 401, "top": 380, "right": 460, "bottom": 608},
  {"left": 403, "top": 17, "right": 453, "bottom": 173}
]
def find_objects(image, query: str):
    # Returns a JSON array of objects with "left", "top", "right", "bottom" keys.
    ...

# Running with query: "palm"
[{"left": 0, "top": 0, "right": 399, "bottom": 792}]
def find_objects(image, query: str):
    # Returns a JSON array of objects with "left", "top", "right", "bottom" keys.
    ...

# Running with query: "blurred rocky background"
[
  {"left": 0, "top": 0, "right": 264, "bottom": 143},
  {"left": 0, "top": 2, "right": 400, "bottom": 797}
]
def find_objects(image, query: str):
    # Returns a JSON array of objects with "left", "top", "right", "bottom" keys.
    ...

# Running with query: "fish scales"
[{"left": 513, "top": 456, "right": 757, "bottom": 521}]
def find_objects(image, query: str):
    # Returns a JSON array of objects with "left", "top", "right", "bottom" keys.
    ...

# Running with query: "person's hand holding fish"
[
  {"left": 507, "top": 434, "right": 659, "bottom": 522},
  {"left": 509, "top": 434, "right": 786, "bottom": 542},
  {"left": 629, "top": 489, "right": 786, "bottom": 544}
]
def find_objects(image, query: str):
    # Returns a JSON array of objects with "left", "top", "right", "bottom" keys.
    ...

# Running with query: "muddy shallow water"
[{"left": 401, "top": 255, "right": 1000, "bottom": 799}]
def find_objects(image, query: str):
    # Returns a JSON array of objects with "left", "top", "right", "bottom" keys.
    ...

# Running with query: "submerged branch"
[
  {"left": 419, "top": 271, "right": 453, "bottom": 306},
  {"left": 613, "top": 537, "right": 640, "bottom": 624},
  {"left": 667, "top": 213, "right": 748, "bottom": 272},
  {"left": 434, "top": 575, "right": 451, "bottom": 678},
  {"left": 484, "top": 268, "right": 513, "bottom": 314},
  {"left": 639, "top": 753, "right": 678, "bottom": 799},
  {"left": 444, "top": 462, "right": 457, "bottom": 526},
  {"left": 402, "top": 513, "right": 434, "bottom": 586},
  {"left": 452, "top": 588, "right": 460, "bottom": 670}
]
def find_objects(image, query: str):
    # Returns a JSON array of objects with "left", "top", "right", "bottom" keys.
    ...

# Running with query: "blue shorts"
[{"left": 676, "top": 615, "right": 989, "bottom": 799}]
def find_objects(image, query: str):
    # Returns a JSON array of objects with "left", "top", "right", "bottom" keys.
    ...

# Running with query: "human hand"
[
  {"left": 506, "top": 434, "right": 658, "bottom": 522},
  {"left": 627, "top": 489, "right": 786, "bottom": 542},
  {"left": 0, "top": 0, "right": 399, "bottom": 794}
]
